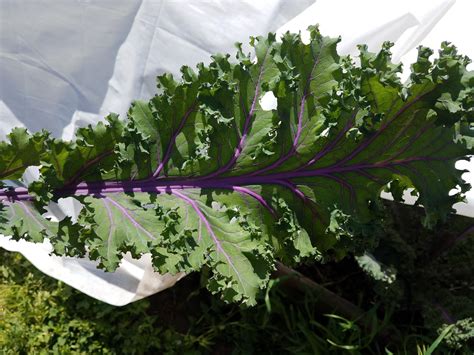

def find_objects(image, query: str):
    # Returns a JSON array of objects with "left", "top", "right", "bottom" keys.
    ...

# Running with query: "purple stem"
[
  {"left": 104, "top": 196, "right": 156, "bottom": 240},
  {"left": 299, "top": 113, "right": 356, "bottom": 170},
  {"left": 0, "top": 156, "right": 444, "bottom": 203},
  {"left": 65, "top": 150, "right": 114, "bottom": 186},
  {"left": 248, "top": 52, "right": 322, "bottom": 177},
  {"left": 171, "top": 189, "right": 244, "bottom": 287},
  {"left": 378, "top": 122, "right": 433, "bottom": 164},
  {"left": 331, "top": 90, "right": 433, "bottom": 168},
  {"left": 152, "top": 103, "right": 197, "bottom": 178},
  {"left": 200, "top": 52, "right": 268, "bottom": 179},
  {"left": 231, "top": 186, "right": 276, "bottom": 217}
]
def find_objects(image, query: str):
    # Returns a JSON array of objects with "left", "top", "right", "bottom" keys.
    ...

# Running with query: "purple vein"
[
  {"left": 395, "top": 161, "right": 425, "bottom": 186},
  {"left": 364, "top": 110, "right": 419, "bottom": 163},
  {"left": 257, "top": 157, "right": 440, "bottom": 181},
  {"left": 152, "top": 103, "right": 197, "bottom": 178},
  {"left": 321, "top": 173, "right": 356, "bottom": 208},
  {"left": 292, "top": 47, "right": 321, "bottom": 150},
  {"left": 331, "top": 89, "right": 434, "bottom": 168},
  {"left": 18, "top": 201, "right": 47, "bottom": 231},
  {"left": 247, "top": 94, "right": 310, "bottom": 177},
  {"left": 248, "top": 52, "right": 321, "bottom": 177},
  {"left": 231, "top": 186, "right": 276, "bottom": 217},
  {"left": 171, "top": 189, "right": 245, "bottom": 289},
  {"left": 65, "top": 150, "right": 114, "bottom": 186},
  {"left": 277, "top": 179, "right": 306, "bottom": 200},
  {"left": 104, "top": 196, "right": 155, "bottom": 240},
  {"left": 396, "top": 120, "right": 452, "bottom": 161},
  {"left": 292, "top": 96, "right": 307, "bottom": 148},
  {"left": 201, "top": 53, "right": 268, "bottom": 179},
  {"left": 354, "top": 169, "right": 385, "bottom": 185},
  {"left": 197, "top": 219, "right": 202, "bottom": 243},
  {"left": 298, "top": 111, "right": 356, "bottom": 171},
  {"left": 102, "top": 199, "right": 116, "bottom": 259},
  {"left": 378, "top": 122, "right": 433, "bottom": 164},
  {"left": 7, "top": 202, "right": 17, "bottom": 219},
  {"left": 0, "top": 155, "right": 447, "bottom": 205},
  {"left": 276, "top": 179, "right": 320, "bottom": 220}
]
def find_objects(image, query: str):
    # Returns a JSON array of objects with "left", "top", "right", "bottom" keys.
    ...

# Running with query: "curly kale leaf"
[{"left": 1, "top": 26, "right": 473, "bottom": 305}]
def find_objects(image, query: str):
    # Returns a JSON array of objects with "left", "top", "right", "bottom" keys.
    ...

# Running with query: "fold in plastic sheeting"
[{"left": 0, "top": 0, "right": 314, "bottom": 306}]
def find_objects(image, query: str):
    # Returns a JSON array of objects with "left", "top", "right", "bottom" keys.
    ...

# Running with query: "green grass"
[
  {"left": 1, "top": 248, "right": 465, "bottom": 354},
  {"left": 0, "top": 251, "right": 197, "bottom": 354}
]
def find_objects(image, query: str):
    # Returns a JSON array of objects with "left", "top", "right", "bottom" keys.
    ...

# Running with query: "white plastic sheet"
[{"left": 1, "top": 0, "right": 473, "bottom": 305}]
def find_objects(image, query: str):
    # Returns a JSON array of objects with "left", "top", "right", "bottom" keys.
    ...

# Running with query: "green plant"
[
  {"left": 0, "top": 250, "right": 200, "bottom": 354},
  {"left": 2, "top": 248, "right": 383, "bottom": 354},
  {"left": 1, "top": 26, "right": 473, "bottom": 307},
  {"left": 356, "top": 202, "right": 474, "bottom": 352}
]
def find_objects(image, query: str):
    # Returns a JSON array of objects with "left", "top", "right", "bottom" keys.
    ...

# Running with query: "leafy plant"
[
  {"left": 0, "top": 249, "right": 196, "bottom": 354},
  {"left": 357, "top": 202, "right": 474, "bottom": 351},
  {"left": 2, "top": 245, "right": 467, "bottom": 354},
  {"left": 0, "top": 25, "right": 473, "bottom": 305}
]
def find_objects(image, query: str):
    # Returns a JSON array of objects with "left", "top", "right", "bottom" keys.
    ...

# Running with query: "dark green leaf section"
[
  {"left": 43, "top": 114, "right": 125, "bottom": 186},
  {"left": 1, "top": 26, "right": 473, "bottom": 304},
  {"left": 0, "top": 128, "right": 49, "bottom": 181}
]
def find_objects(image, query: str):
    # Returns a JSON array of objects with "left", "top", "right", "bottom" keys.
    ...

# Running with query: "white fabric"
[
  {"left": 0, "top": 0, "right": 472, "bottom": 305},
  {"left": 0, "top": 0, "right": 314, "bottom": 306}
]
